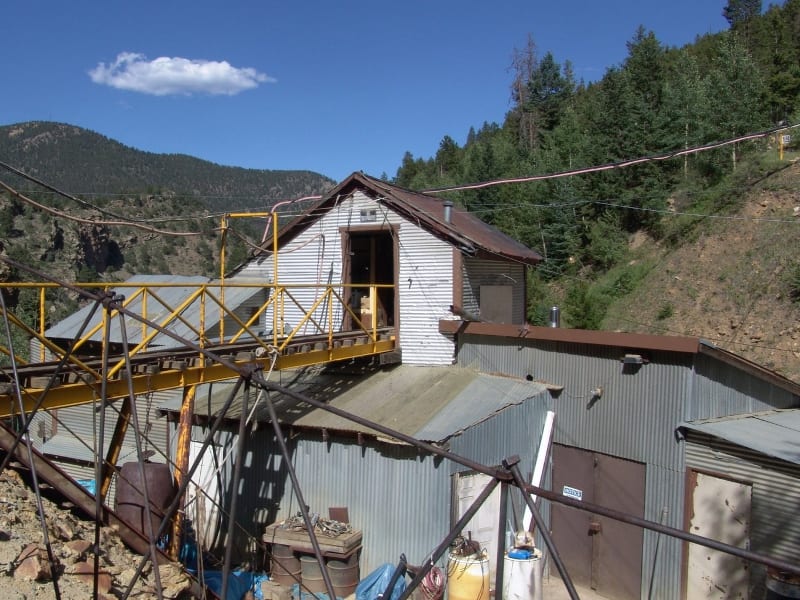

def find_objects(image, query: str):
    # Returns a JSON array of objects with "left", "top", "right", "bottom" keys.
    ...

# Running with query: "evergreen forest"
[{"left": 392, "top": 0, "right": 800, "bottom": 327}]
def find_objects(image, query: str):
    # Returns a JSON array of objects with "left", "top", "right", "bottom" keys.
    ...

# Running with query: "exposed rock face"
[{"left": 76, "top": 223, "right": 123, "bottom": 274}]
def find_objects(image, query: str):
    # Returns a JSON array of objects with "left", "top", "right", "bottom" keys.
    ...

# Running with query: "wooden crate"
[{"left": 263, "top": 522, "right": 362, "bottom": 557}]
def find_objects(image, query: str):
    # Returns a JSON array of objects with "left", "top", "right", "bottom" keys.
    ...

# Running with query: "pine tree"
[{"left": 723, "top": 0, "right": 762, "bottom": 28}]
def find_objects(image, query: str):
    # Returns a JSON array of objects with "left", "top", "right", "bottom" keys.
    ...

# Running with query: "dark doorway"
[
  {"left": 345, "top": 230, "right": 395, "bottom": 329},
  {"left": 550, "top": 444, "right": 645, "bottom": 600}
]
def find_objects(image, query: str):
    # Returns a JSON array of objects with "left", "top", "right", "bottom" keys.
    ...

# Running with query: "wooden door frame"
[{"left": 339, "top": 224, "right": 399, "bottom": 336}]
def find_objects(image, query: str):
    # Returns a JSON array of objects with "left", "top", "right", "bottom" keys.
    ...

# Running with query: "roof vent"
[
  {"left": 549, "top": 306, "right": 560, "bottom": 328},
  {"left": 443, "top": 200, "right": 453, "bottom": 224}
]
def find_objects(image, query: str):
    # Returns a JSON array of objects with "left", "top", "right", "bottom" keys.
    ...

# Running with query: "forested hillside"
[
  {"left": 393, "top": 0, "right": 800, "bottom": 326},
  {"left": 0, "top": 121, "right": 334, "bottom": 213},
  {"left": 0, "top": 121, "right": 335, "bottom": 279}
]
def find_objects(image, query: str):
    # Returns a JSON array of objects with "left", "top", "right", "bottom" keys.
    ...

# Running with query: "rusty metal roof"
[
  {"left": 261, "top": 172, "right": 542, "bottom": 265},
  {"left": 159, "top": 361, "right": 549, "bottom": 445}
]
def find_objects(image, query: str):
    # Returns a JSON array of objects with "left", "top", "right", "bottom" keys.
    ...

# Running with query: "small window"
[{"left": 359, "top": 209, "right": 377, "bottom": 223}]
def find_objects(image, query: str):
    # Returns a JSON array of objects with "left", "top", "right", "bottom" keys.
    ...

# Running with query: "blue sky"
[{"left": 1, "top": 1, "right": 731, "bottom": 183}]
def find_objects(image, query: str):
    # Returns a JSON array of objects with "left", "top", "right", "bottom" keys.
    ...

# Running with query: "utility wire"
[
  {"left": 0, "top": 178, "right": 202, "bottom": 238},
  {"left": 423, "top": 123, "right": 800, "bottom": 193}
]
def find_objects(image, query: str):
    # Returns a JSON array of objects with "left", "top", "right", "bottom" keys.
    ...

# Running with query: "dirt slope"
[{"left": 605, "top": 161, "right": 800, "bottom": 383}]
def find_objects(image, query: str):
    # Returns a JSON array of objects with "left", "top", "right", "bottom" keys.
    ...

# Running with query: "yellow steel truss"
[{"left": 0, "top": 280, "right": 396, "bottom": 417}]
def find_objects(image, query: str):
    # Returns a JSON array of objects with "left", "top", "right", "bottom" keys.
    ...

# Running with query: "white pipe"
[{"left": 523, "top": 410, "right": 555, "bottom": 532}]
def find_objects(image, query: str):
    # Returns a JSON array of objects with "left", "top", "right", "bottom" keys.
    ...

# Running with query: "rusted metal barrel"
[
  {"left": 270, "top": 544, "right": 301, "bottom": 586},
  {"left": 114, "top": 462, "right": 176, "bottom": 539},
  {"left": 300, "top": 555, "right": 327, "bottom": 593},
  {"left": 328, "top": 558, "right": 359, "bottom": 597}
]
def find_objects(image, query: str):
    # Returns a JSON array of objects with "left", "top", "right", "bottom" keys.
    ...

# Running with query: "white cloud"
[{"left": 89, "top": 52, "right": 274, "bottom": 96}]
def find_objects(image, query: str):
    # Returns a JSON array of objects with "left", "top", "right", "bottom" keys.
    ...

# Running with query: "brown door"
[
  {"left": 551, "top": 444, "right": 595, "bottom": 588},
  {"left": 551, "top": 444, "right": 645, "bottom": 600}
]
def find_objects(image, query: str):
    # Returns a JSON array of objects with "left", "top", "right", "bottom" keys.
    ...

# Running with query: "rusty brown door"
[
  {"left": 551, "top": 444, "right": 595, "bottom": 588},
  {"left": 551, "top": 444, "right": 645, "bottom": 600}
]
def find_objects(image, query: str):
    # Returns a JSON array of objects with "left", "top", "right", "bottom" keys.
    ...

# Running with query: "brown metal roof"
[
  {"left": 260, "top": 172, "right": 542, "bottom": 265},
  {"left": 439, "top": 320, "right": 800, "bottom": 395},
  {"left": 439, "top": 320, "right": 703, "bottom": 352}
]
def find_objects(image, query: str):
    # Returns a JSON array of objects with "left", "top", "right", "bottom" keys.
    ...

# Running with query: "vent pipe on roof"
[
  {"left": 443, "top": 200, "right": 453, "bottom": 224},
  {"left": 549, "top": 306, "right": 560, "bottom": 328}
]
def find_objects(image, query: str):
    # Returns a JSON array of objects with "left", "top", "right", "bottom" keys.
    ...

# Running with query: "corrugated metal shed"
[
  {"left": 683, "top": 422, "right": 800, "bottom": 598},
  {"left": 441, "top": 322, "right": 800, "bottom": 600},
  {"left": 679, "top": 409, "right": 800, "bottom": 465},
  {"left": 159, "top": 363, "right": 553, "bottom": 575},
  {"left": 159, "top": 362, "right": 547, "bottom": 444}
]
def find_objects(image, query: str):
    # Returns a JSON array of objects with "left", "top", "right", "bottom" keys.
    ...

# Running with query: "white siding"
[
  {"left": 236, "top": 191, "right": 457, "bottom": 365},
  {"left": 397, "top": 219, "right": 455, "bottom": 364}
]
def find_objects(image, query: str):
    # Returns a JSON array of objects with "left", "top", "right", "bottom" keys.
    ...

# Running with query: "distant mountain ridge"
[{"left": 0, "top": 121, "right": 335, "bottom": 212}]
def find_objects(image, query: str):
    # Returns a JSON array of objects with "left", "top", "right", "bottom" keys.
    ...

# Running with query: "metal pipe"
[
  {"left": 118, "top": 313, "right": 164, "bottom": 599},
  {"left": 221, "top": 382, "right": 252, "bottom": 600},
  {"left": 505, "top": 456, "right": 580, "bottom": 600},
  {"left": 94, "top": 295, "right": 114, "bottom": 598},
  {"left": 0, "top": 290, "right": 63, "bottom": 600},
  {"left": 399, "top": 476, "right": 501, "bottom": 600},
  {"left": 261, "top": 389, "right": 339, "bottom": 600},
  {"left": 495, "top": 482, "right": 510, "bottom": 599},
  {"left": 381, "top": 553, "right": 407, "bottom": 600}
]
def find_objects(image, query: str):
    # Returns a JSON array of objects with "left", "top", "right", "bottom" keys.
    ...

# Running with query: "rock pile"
[{"left": 0, "top": 467, "right": 193, "bottom": 599}]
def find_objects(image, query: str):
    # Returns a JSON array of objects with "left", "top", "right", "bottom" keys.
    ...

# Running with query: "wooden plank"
[{"left": 263, "top": 523, "right": 362, "bottom": 555}]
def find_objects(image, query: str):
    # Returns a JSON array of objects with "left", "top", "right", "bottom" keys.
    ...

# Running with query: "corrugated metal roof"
[
  {"left": 255, "top": 172, "right": 542, "bottom": 266},
  {"left": 680, "top": 409, "right": 800, "bottom": 465},
  {"left": 160, "top": 362, "right": 547, "bottom": 444},
  {"left": 44, "top": 274, "right": 264, "bottom": 348}
]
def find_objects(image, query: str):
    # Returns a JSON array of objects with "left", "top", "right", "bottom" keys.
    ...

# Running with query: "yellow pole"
[{"left": 38, "top": 287, "right": 46, "bottom": 362}]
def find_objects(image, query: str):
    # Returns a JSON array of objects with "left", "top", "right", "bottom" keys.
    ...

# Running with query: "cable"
[
  {"left": 420, "top": 565, "right": 444, "bottom": 600},
  {"left": 0, "top": 177, "right": 202, "bottom": 238},
  {"left": 422, "top": 123, "right": 800, "bottom": 194}
]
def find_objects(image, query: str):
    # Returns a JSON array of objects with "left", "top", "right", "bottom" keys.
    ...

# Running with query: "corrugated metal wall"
[
  {"left": 685, "top": 433, "right": 800, "bottom": 598},
  {"left": 178, "top": 391, "right": 556, "bottom": 578},
  {"left": 198, "top": 426, "right": 452, "bottom": 577},
  {"left": 41, "top": 390, "right": 171, "bottom": 506},
  {"left": 460, "top": 258, "right": 527, "bottom": 324},
  {"left": 451, "top": 334, "right": 798, "bottom": 599},
  {"left": 687, "top": 353, "right": 798, "bottom": 420},
  {"left": 396, "top": 214, "right": 456, "bottom": 365}
]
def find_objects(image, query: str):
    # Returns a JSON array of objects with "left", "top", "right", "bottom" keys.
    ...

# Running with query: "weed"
[{"left": 656, "top": 303, "right": 674, "bottom": 320}]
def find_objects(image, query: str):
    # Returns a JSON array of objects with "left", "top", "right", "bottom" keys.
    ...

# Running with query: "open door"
[{"left": 343, "top": 229, "right": 396, "bottom": 330}]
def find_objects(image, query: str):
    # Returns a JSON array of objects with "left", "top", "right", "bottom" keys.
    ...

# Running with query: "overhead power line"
[{"left": 423, "top": 123, "right": 800, "bottom": 194}]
